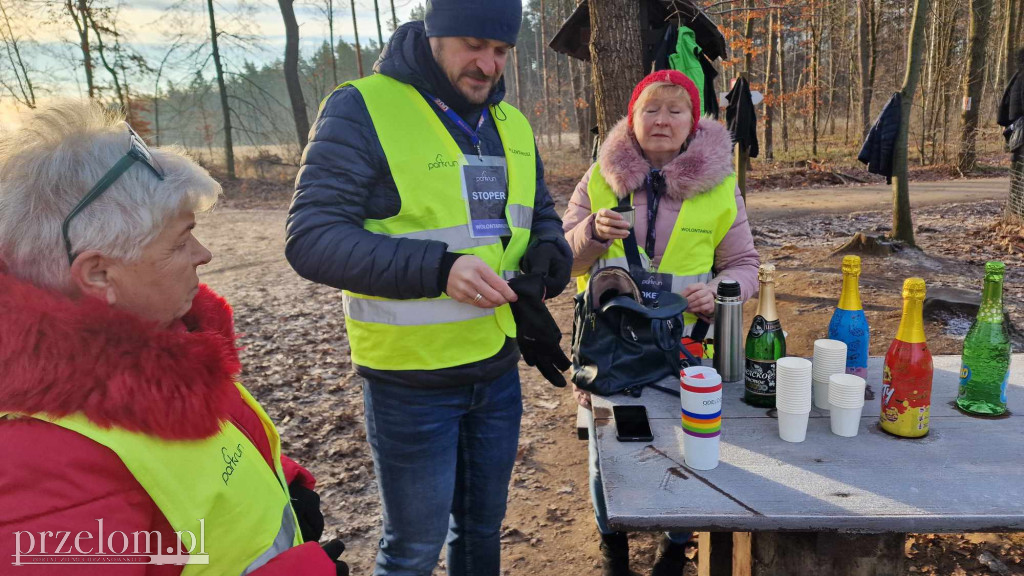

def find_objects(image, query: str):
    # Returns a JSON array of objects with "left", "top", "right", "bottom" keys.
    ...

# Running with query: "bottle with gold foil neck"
[
  {"left": 828, "top": 256, "right": 870, "bottom": 380},
  {"left": 744, "top": 264, "right": 786, "bottom": 407},
  {"left": 880, "top": 278, "right": 933, "bottom": 438}
]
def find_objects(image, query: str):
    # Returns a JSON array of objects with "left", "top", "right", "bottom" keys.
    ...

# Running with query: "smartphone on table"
[{"left": 613, "top": 405, "right": 654, "bottom": 442}]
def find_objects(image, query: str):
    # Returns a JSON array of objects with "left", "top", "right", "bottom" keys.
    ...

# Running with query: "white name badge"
[{"left": 462, "top": 155, "right": 511, "bottom": 238}]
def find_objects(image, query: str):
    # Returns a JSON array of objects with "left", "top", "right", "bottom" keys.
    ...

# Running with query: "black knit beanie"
[{"left": 424, "top": 0, "right": 523, "bottom": 46}]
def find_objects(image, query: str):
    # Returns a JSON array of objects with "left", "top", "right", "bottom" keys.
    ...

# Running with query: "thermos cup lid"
[{"left": 716, "top": 279, "right": 741, "bottom": 298}]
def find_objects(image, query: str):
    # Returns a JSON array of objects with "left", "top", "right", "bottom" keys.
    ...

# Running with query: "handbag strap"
[{"left": 618, "top": 195, "right": 646, "bottom": 276}]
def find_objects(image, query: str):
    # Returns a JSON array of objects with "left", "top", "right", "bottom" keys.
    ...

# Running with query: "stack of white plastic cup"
[
  {"left": 680, "top": 366, "right": 723, "bottom": 470},
  {"left": 812, "top": 339, "right": 847, "bottom": 410},
  {"left": 775, "top": 357, "right": 812, "bottom": 443},
  {"left": 828, "top": 374, "right": 867, "bottom": 437}
]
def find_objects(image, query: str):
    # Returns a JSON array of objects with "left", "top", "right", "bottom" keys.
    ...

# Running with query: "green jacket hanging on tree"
[{"left": 668, "top": 26, "right": 706, "bottom": 115}]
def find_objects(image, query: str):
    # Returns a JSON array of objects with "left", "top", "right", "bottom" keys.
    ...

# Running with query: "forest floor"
[{"left": 197, "top": 170, "right": 1023, "bottom": 575}]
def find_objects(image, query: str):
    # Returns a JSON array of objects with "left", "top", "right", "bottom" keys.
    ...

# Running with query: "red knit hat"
[{"left": 627, "top": 70, "right": 702, "bottom": 135}]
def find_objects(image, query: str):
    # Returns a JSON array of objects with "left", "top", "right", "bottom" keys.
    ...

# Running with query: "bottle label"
[
  {"left": 880, "top": 357, "right": 932, "bottom": 436},
  {"left": 745, "top": 359, "right": 777, "bottom": 396},
  {"left": 958, "top": 365, "right": 971, "bottom": 396},
  {"left": 749, "top": 316, "right": 781, "bottom": 338}
]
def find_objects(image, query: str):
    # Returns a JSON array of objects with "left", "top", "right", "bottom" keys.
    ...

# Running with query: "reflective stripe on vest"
[
  {"left": 579, "top": 165, "right": 738, "bottom": 335},
  {"left": 3, "top": 383, "right": 302, "bottom": 575},
  {"left": 337, "top": 74, "right": 537, "bottom": 371}
]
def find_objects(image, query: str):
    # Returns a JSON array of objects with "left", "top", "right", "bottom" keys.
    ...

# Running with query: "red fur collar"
[
  {"left": 597, "top": 117, "right": 734, "bottom": 201},
  {"left": 0, "top": 272, "right": 241, "bottom": 440}
]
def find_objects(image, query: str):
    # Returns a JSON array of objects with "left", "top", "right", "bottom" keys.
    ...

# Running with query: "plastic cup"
[
  {"left": 681, "top": 366, "right": 722, "bottom": 470},
  {"left": 812, "top": 378, "right": 831, "bottom": 410},
  {"left": 828, "top": 374, "right": 867, "bottom": 409},
  {"left": 777, "top": 409, "right": 809, "bottom": 443},
  {"left": 830, "top": 405, "right": 864, "bottom": 437}
]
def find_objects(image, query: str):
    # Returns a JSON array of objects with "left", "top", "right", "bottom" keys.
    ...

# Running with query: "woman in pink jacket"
[{"left": 563, "top": 70, "right": 759, "bottom": 576}]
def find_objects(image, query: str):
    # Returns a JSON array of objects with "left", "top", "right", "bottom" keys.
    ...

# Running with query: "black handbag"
[
  {"left": 571, "top": 205, "right": 701, "bottom": 396},
  {"left": 1006, "top": 117, "right": 1024, "bottom": 154},
  {"left": 571, "top": 267, "right": 688, "bottom": 396}
]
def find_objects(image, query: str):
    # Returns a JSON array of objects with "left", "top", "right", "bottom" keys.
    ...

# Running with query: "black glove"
[
  {"left": 508, "top": 274, "right": 571, "bottom": 387},
  {"left": 521, "top": 239, "right": 572, "bottom": 299},
  {"left": 288, "top": 482, "right": 324, "bottom": 543},
  {"left": 322, "top": 539, "right": 349, "bottom": 576}
]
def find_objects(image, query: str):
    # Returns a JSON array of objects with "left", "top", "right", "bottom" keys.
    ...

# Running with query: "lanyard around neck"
[
  {"left": 423, "top": 91, "right": 486, "bottom": 159},
  {"left": 644, "top": 170, "right": 662, "bottom": 260}
]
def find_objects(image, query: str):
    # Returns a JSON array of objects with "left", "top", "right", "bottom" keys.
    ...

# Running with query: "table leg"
[
  {"left": 697, "top": 532, "right": 736, "bottom": 576},
  {"left": 751, "top": 532, "right": 906, "bottom": 576}
]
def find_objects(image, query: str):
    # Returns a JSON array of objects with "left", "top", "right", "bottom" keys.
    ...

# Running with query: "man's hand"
[
  {"left": 521, "top": 240, "right": 572, "bottom": 299},
  {"left": 681, "top": 283, "right": 715, "bottom": 317},
  {"left": 446, "top": 255, "right": 517, "bottom": 307},
  {"left": 594, "top": 208, "right": 631, "bottom": 241}
]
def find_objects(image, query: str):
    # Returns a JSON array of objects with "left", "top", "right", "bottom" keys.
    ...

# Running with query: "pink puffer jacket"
[{"left": 563, "top": 117, "right": 760, "bottom": 302}]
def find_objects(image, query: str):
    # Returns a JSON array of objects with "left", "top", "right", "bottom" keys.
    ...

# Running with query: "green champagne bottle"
[
  {"left": 745, "top": 264, "right": 786, "bottom": 407},
  {"left": 956, "top": 261, "right": 1012, "bottom": 416}
]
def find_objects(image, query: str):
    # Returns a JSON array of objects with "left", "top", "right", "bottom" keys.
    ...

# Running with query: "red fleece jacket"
[{"left": 0, "top": 273, "right": 333, "bottom": 574}]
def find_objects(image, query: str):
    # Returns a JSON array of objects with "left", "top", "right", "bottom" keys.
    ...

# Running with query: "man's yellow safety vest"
[
  {"left": 338, "top": 74, "right": 537, "bottom": 371},
  {"left": 2, "top": 383, "right": 303, "bottom": 574},
  {"left": 578, "top": 165, "right": 738, "bottom": 332}
]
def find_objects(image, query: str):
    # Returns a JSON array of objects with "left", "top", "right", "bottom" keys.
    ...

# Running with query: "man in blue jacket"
[{"left": 286, "top": 1, "right": 572, "bottom": 574}]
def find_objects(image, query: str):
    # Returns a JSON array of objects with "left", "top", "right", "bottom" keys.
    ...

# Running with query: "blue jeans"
[
  {"left": 363, "top": 369, "right": 523, "bottom": 576},
  {"left": 587, "top": 414, "right": 690, "bottom": 544}
]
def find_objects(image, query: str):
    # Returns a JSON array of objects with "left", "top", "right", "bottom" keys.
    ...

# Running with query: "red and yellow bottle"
[{"left": 880, "top": 278, "right": 933, "bottom": 438}]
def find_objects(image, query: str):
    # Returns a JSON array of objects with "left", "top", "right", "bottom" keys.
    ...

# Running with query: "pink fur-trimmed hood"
[{"left": 597, "top": 117, "right": 734, "bottom": 201}]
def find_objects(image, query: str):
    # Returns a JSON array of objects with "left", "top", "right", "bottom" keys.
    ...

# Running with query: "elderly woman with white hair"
[{"left": 0, "top": 102, "right": 346, "bottom": 574}]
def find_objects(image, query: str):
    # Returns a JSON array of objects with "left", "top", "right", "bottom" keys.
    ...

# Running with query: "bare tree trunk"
[
  {"left": 589, "top": 0, "right": 643, "bottom": 139},
  {"left": 351, "top": 0, "right": 364, "bottom": 78},
  {"left": 811, "top": 0, "right": 820, "bottom": 158},
  {"left": 389, "top": 0, "right": 397, "bottom": 31},
  {"left": 66, "top": 0, "right": 96, "bottom": 99},
  {"left": 779, "top": 18, "right": 789, "bottom": 152},
  {"left": 0, "top": 0, "right": 36, "bottom": 107},
  {"left": 958, "top": 0, "right": 993, "bottom": 173},
  {"left": 540, "top": 0, "right": 552, "bottom": 147},
  {"left": 858, "top": 0, "right": 876, "bottom": 139},
  {"left": 207, "top": 0, "right": 235, "bottom": 179},
  {"left": 87, "top": 13, "right": 124, "bottom": 110},
  {"left": 373, "top": 0, "right": 383, "bottom": 49},
  {"left": 743, "top": 0, "right": 755, "bottom": 76},
  {"left": 328, "top": 0, "right": 338, "bottom": 86},
  {"left": 891, "top": 0, "right": 931, "bottom": 246},
  {"left": 278, "top": 0, "right": 309, "bottom": 149},
  {"left": 511, "top": 46, "right": 521, "bottom": 109},
  {"left": 997, "top": 0, "right": 1014, "bottom": 90},
  {"left": 764, "top": 9, "right": 777, "bottom": 160}
]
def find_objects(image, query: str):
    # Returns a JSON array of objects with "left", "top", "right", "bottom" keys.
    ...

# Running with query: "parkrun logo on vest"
[
  {"left": 427, "top": 154, "right": 459, "bottom": 171},
  {"left": 221, "top": 442, "right": 244, "bottom": 485},
  {"left": 11, "top": 518, "right": 209, "bottom": 566}
]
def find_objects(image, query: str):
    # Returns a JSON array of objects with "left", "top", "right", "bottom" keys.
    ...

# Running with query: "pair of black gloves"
[
  {"left": 290, "top": 483, "right": 348, "bottom": 576},
  {"left": 512, "top": 239, "right": 573, "bottom": 387}
]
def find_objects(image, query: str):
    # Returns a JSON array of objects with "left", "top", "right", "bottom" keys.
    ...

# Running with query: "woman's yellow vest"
[
  {"left": 339, "top": 74, "right": 536, "bottom": 371},
  {"left": 579, "top": 165, "right": 738, "bottom": 332},
  {"left": 1, "top": 383, "right": 302, "bottom": 574}
]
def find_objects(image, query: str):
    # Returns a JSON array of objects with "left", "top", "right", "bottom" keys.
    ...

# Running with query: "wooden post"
[
  {"left": 735, "top": 143, "right": 749, "bottom": 203},
  {"left": 697, "top": 532, "right": 734, "bottom": 576}
]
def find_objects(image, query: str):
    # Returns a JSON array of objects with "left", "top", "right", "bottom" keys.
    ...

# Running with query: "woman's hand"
[
  {"left": 593, "top": 209, "right": 631, "bottom": 241},
  {"left": 572, "top": 384, "right": 592, "bottom": 409},
  {"left": 682, "top": 283, "right": 715, "bottom": 317}
]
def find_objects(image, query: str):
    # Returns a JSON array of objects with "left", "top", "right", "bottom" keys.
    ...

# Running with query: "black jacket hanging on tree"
[
  {"left": 725, "top": 76, "right": 758, "bottom": 158},
  {"left": 858, "top": 92, "right": 901, "bottom": 184},
  {"left": 997, "top": 50, "right": 1024, "bottom": 130}
]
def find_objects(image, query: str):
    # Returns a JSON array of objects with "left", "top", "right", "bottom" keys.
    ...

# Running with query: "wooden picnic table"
[{"left": 588, "top": 354, "right": 1024, "bottom": 575}]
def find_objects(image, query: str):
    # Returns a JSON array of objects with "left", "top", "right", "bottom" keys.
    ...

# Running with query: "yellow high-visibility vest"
[
  {"left": 337, "top": 74, "right": 537, "bottom": 371},
  {"left": 579, "top": 165, "right": 737, "bottom": 332},
  {"left": 2, "top": 383, "right": 303, "bottom": 574}
]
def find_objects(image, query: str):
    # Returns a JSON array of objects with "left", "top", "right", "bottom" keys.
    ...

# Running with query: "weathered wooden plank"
[
  {"left": 595, "top": 354, "right": 1024, "bottom": 534},
  {"left": 733, "top": 532, "right": 752, "bottom": 576}
]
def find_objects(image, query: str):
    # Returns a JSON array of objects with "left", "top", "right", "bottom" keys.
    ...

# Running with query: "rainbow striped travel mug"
[{"left": 681, "top": 366, "right": 723, "bottom": 470}]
